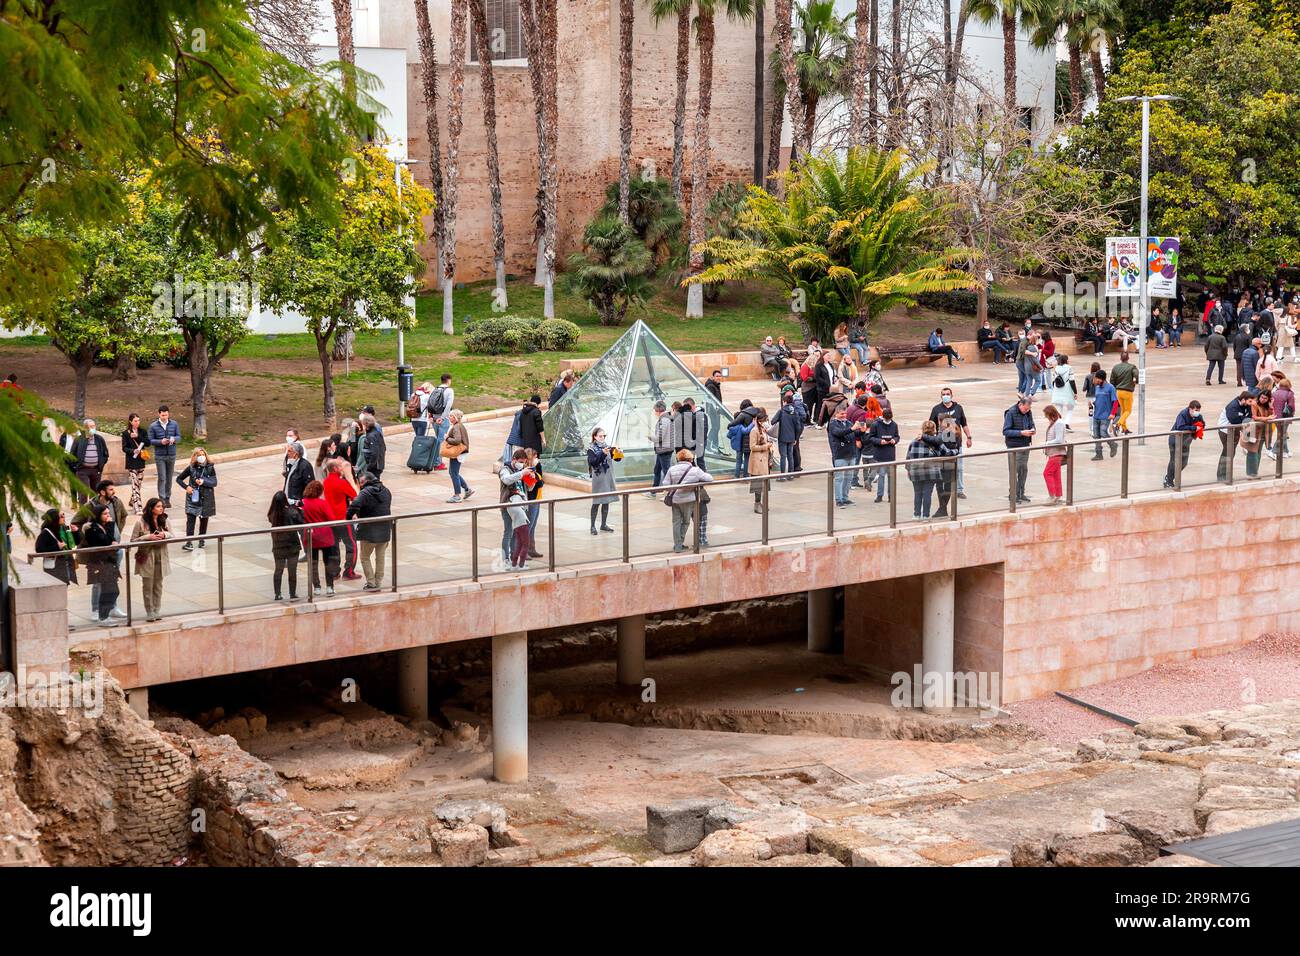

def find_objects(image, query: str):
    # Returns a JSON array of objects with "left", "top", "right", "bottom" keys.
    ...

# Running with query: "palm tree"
[
  {"left": 652, "top": 0, "right": 692, "bottom": 204},
  {"left": 441, "top": 0, "right": 467, "bottom": 334},
  {"left": 971, "top": 0, "right": 1027, "bottom": 121},
  {"left": 618, "top": 0, "right": 634, "bottom": 222},
  {"left": 520, "top": 0, "right": 559, "bottom": 314},
  {"left": 773, "top": 0, "right": 805, "bottom": 165},
  {"left": 686, "top": 147, "right": 975, "bottom": 342},
  {"left": 753, "top": 0, "right": 765, "bottom": 183},
  {"left": 686, "top": 0, "right": 755, "bottom": 319},
  {"left": 414, "top": 1, "right": 445, "bottom": 281},
  {"left": 1078, "top": 0, "right": 1122, "bottom": 104},
  {"left": 773, "top": 0, "right": 852, "bottom": 152},
  {"left": 519, "top": 0, "right": 548, "bottom": 285},
  {"left": 331, "top": 0, "right": 356, "bottom": 102},
  {"left": 470, "top": 0, "right": 507, "bottom": 302},
  {"left": 1025, "top": 0, "right": 1085, "bottom": 122},
  {"left": 566, "top": 217, "right": 655, "bottom": 326},
  {"left": 848, "top": 0, "right": 870, "bottom": 145}
]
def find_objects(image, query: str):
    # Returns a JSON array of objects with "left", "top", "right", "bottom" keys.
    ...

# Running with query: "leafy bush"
[
  {"left": 599, "top": 176, "right": 683, "bottom": 270},
  {"left": 916, "top": 290, "right": 1041, "bottom": 324},
  {"left": 565, "top": 216, "right": 655, "bottom": 326},
  {"left": 463, "top": 315, "right": 581, "bottom": 355}
]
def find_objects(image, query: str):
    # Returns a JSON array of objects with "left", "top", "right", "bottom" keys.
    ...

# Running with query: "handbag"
[
  {"left": 663, "top": 468, "right": 689, "bottom": 507},
  {"left": 439, "top": 441, "right": 465, "bottom": 460}
]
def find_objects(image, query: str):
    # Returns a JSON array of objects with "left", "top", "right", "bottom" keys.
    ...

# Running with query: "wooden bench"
[{"left": 873, "top": 341, "right": 945, "bottom": 364}]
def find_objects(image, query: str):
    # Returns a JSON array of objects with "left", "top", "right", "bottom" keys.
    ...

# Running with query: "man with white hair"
[
  {"left": 69, "top": 419, "right": 109, "bottom": 504},
  {"left": 359, "top": 413, "right": 386, "bottom": 479},
  {"left": 283, "top": 441, "right": 314, "bottom": 505},
  {"left": 1204, "top": 324, "right": 1229, "bottom": 386}
]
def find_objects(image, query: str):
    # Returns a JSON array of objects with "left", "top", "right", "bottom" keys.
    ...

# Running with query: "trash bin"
[{"left": 397, "top": 366, "right": 413, "bottom": 406}]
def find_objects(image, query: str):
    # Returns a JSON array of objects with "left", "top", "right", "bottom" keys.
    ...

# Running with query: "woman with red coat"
[
  {"left": 300, "top": 480, "right": 339, "bottom": 596},
  {"left": 322, "top": 458, "right": 360, "bottom": 580}
]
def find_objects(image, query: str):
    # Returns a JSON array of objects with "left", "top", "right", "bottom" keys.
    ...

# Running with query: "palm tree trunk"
[
  {"left": 888, "top": 0, "right": 901, "bottom": 148},
  {"left": 442, "top": 0, "right": 468, "bottom": 334},
  {"left": 1002, "top": 7, "right": 1017, "bottom": 121},
  {"left": 868, "top": 0, "right": 878, "bottom": 143},
  {"left": 331, "top": 0, "right": 356, "bottom": 102},
  {"left": 765, "top": 67, "right": 783, "bottom": 181},
  {"left": 470, "top": 0, "right": 507, "bottom": 301},
  {"left": 849, "top": 0, "right": 870, "bottom": 146},
  {"left": 803, "top": 93, "right": 818, "bottom": 150},
  {"left": 1068, "top": 39, "right": 1084, "bottom": 122},
  {"left": 618, "top": 0, "right": 634, "bottom": 222},
  {"left": 1090, "top": 46, "right": 1106, "bottom": 105},
  {"left": 540, "top": 0, "right": 560, "bottom": 318},
  {"left": 519, "top": 0, "right": 548, "bottom": 286},
  {"left": 414, "top": 0, "right": 446, "bottom": 280},
  {"left": 686, "top": 9, "right": 715, "bottom": 319},
  {"left": 753, "top": 0, "right": 765, "bottom": 184},
  {"left": 671, "top": 2, "right": 690, "bottom": 203},
  {"left": 775, "top": 0, "right": 805, "bottom": 162}
]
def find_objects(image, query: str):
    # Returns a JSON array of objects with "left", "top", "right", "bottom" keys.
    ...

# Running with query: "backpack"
[
  {"left": 405, "top": 393, "right": 421, "bottom": 418},
  {"left": 429, "top": 386, "right": 449, "bottom": 417}
]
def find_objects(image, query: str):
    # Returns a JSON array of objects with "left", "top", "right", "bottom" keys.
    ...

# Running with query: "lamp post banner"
[
  {"left": 1146, "top": 237, "right": 1180, "bottom": 298},
  {"left": 1105, "top": 236, "right": 1142, "bottom": 296}
]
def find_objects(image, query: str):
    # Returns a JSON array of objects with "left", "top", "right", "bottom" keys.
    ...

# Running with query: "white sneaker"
[
  {"left": 98, "top": 616, "right": 121, "bottom": 628},
  {"left": 109, "top": 607, "right": 129, "bottom": 619}
]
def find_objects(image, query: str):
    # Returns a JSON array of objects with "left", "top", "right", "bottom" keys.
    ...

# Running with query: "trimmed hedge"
[
  {"left": 916, "top": 290, "right": 1042, "bottom": 324},
  {"left": 463, "top": 315, "right": 581, "bottom": 355}
]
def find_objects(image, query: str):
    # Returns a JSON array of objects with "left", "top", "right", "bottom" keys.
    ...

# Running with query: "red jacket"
[
  {"left": 322, "top": 472, "right": 356, "bottom": 520},
  {"left": 300, "top": 497, "right": 337, "bottom": 548}
]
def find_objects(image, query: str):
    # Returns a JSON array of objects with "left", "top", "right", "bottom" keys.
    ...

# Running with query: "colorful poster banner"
[
  {"left": 1105, "top": 237, "right": 1141, "bottom": 297},
  {"left": 1146, "top": 237, "right": 1180, "bottom": 298}
]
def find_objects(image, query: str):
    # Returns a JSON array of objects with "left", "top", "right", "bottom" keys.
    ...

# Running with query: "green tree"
[
  {"left": 0, "top": 0, "right": 374, "bottom": 314},
  {"left": 566, "top": 216, "right": 655, "bottom": 326},
  {"left": 257, "top": 147, "right": 433, "bottom": 426},
  {"left": 598, "top": 176, "right": 685, "bottom": 270},
  {"left": 687, "top": 147, "right": 975, "bottom": 342},
  {"left": 0, "top": 389, "right": 78, "bottom": 545},
  {"left": 769, "top": 0, "right": 853, "bottom": 156}
]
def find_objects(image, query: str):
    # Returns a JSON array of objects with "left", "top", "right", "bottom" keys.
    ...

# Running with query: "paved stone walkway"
[{"left": 29, "top": 345, "right": 1300, "bottom": 631}]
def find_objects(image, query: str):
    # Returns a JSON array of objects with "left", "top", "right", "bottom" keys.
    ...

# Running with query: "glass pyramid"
[{"left": 541, "top": 320, "right": 736, "bottom": 483}]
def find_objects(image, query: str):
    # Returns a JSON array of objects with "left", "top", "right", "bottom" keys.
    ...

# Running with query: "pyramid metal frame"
[{"left": 539, "top": 320, "right": 736, "bottom": 483}]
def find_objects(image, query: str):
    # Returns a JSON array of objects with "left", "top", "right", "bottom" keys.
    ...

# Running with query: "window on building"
[
  {"left": 469, "top": 0, "right": 526, "bottom": 63},
  {"left": 1018, "top": 107, "right": 1038, "bottom": 133}
]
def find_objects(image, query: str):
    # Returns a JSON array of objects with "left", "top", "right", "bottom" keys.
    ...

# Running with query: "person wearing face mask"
[
  {"left": 72, "top": 480, "right": 127, "bottom": 620},
  {"left": 80, "top": 502, "right": 123, "bottom": 626},
  {"left": 928, "top": 387, "right": 971, "bottom": 501},
  {"left": 867, "top": 405, "right": 900, "bottom": 504},
  {"left": 1164, "top": 401, "right": 1203, "bottom": 488},
  {"left": 176, "top": 447, "right": 218, "bottom": 550},
  {"left": 283, "top": 441, "right": 315, "bottom": 506},
  {"left": 586, "top": 428, "right": 617, "bottom": 535}
]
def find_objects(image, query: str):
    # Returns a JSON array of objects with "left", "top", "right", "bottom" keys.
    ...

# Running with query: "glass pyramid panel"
[{"left": 541, "top": 320, "right": 736, "bottom": 483}]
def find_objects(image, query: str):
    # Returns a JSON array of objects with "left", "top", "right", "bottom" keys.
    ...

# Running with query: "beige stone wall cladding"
[
  {"left": 61, "top": 479, "right": 1300, "bottom": 704},
  {"left": 406, "top": 4, "right": 773, "bottom": 282}
]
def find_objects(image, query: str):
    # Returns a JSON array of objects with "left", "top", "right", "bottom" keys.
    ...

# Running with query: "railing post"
[
  {"left": 621, "top": 492, "right": 630, "bottom": 563},
  {"left": 761, "top": 476, "right": 770, "bottom": 545},
  {"left": 547, "top": 500, "right": 556, "bottom": 572},
  {"left": 1007, "top": 453, "right": 1018, "bottom": 514},
  {"left": 390, "top": 520, "right": 398, "bottom": 592},
  {"left": 1276, "top": 423, "right": 1285, "bottom": 479},
  {"left": 471, "top": 509, "right": 479, "bottom": 582},
  {"left": 826, "top": 469, "right": 835, "bottom": 536},
  {"left": 948, "top": 458, "right": 958, "bottom": 521},
  {"left": 1226, "top": 426, "right": 1236, "bottom": 486},
  {"left": 888, "top": 465, "right": 897, "bottom": 529},
  {"left": 217, "top": 536, "right": 225, "bottom": 613},
  {"left": 692, "top": 494, "right": 702, "bottom": 554},
  {"left": 305, "top": 535, "right": 314, "bottom": 603},
  {"left": 124, "top": 554, "right": 133, "bottom": 626},
  {"left": 1120, "top": 438, "right": 1130, "bottom": 499},
  {"left": 1174, "top": 431, "right": 1185, "bottom": 491},
  {"left": 1066, "top": 443, "right": 1075, "bottom": 505}
]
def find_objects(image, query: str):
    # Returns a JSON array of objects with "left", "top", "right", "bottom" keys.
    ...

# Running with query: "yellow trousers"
[{"left": 1117, "top": 389, "right": 1134, "bottom": 432}]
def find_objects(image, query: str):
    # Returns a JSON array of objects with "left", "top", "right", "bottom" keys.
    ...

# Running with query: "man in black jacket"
[
  {"left": 1217, "top": 392, "right": 1252, "bottom": 483},
  {"left": 704, "top": 370, "right": 725, "bottom": 456},
  {"left": 70, "top": 419, "right": 110, "bottom": 504},
  {"left": 517, "top": 395, "right": 546, "bottom": 453},
  {"left": 359, "top": 413, "right": 386, "bottom": 478},
  {"left": 1002, "top": 396, "right": 1036, "bottom": 504},
  {"left": 283, "top": 442, "right": 315, "bottom": 505},
  {"left": 347, "top": 473, "right": 392, "bottom": 591}
]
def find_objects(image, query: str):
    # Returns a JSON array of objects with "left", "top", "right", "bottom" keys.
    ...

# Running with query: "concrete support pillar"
[
  {"left": 492, "top": 631, "right": 528, "bottom": 783},
  {"left": 616, "top": 614, "right": 646, "bottom": 686},
  {"left": 125, "top": 687, "right": 149, "bottom": 721},
  {"left": 921, "top": 570, "right": 956, "bottom": 713},
  {"left": 396, "top": 646, "right": 429, "bottom": 721},
  {"left": 807, "top": 588, "right": 834, "bottom": 653}
]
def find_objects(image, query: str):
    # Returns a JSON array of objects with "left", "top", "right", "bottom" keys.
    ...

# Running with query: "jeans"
[
  {"left": 911, "top": 479, "right": 935, "bottom": 517},
  {"left": 653, "top": 450, "right": 672, "bottom": 488},
  {"left": 156, "top": 457, "right": 176, "bottom": 503},
  {"left": 431, "top": 418, "right": 451, "bottom": 467},
  {"left": 412, "top": 419, "right": 427, "bottom": 438},
  {"left": 1090, "top": 418, "right": 1117, "bottom": 458},
  {"left": 500, "top": 510, "right": 512, "bottom": 561},
  {"left": 873, "top": 467, "right": 895, "bottom": 502},
  {"left": 310, "top": 542, "right": 340, "bottom": 588},
  {"left": 1010, "top": 449, "right": 1029, "bottom": 500},
  {"left": 929, "top": 345, "right": 959, "bottom": 366},
  {"left": 360, "top": 539, "right": 388, "bottom": 586},
  {"left": 449, "top": 457, "right": 470, "bottom": 495},
  {"left": 779, "top": 441, "right": 799, "bottom": 477},
  {"left": 1018, "top": 364, "right": 1040, "bottom": 396},
  {"left": 185, "top": 513, "right": 210, "bottom": 537},
  {"left": 1206, "top": 359, "right": 1225, "bottom": 383},
  {"left": 94, "top": 575, "right": 119, "bottom": 620},
  {"left": 733, "top": 444, "right": 750, "bottom": 478},
  {"left": 1217, "top": 430, "right": 1240, "bottom": 482},
  {"left": 274, "top": 554, "right": 299, "bottom": 598},
  {"left": 1165, "top": 441, "right": 1190, "bottom": 485},
  {"left": 833, "top": 459, "right": 854, "bottom": 503}
]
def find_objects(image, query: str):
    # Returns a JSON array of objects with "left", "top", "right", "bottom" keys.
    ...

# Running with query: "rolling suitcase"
[{"left": 407, "top": 434, "right": 438, "bottom": 473}]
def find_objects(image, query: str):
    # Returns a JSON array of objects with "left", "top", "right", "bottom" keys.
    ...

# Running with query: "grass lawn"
[{"left": 1, "top": 274, "right": 976, "bottom": 454}]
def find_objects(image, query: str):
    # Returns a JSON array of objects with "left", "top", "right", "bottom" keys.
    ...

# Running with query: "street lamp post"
[
  {"left": 1115, "top": 94, "right": 1180, "bottom": 446},
  {"left": 394, "top": 155, "right": 420, "bottom": 416}
]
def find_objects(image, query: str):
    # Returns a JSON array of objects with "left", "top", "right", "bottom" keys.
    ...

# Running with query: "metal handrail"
[{"left": 26, "top": 414, "right": 1294, "bottom": 628}]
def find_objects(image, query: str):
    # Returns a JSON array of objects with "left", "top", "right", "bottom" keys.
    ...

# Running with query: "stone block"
[
  {"left": 1010, "top": 840, "right": 1051, "bottom": 867},
  {"left": 1193, "top": 786, "right": 1297, "bottom": 830},
  {"left": 430, "top": 824, "right": 489, "bottom": 867},
  {"left": 484, "top": 846, "right": 539, "bottom": 867},
  {"left": 691, "top": 829, "right": 773, "bottom": 866},
  {"left": 432, "top": 799, "right": 508, "bottom": 836},
  {"left": 850, "top": 846, "right": 933, "bottom": 867},
  {"left": 703, "top": 802, "right": 760, "bottom": 835},
  {"left": 1049, "top": 833, "right": 1154, "bottom": 867},
  {"left": 1202, "top": 806, "right": 1300, "bottom": 837},
  {"left": 1106, "top": 807, "right": 1201, "bottom": 849},
  {"left": 646, "top": 798, "right": 725, "bottom": 854},
  {"left": 735, "top": 808, "right": 810, "bottom": 856},
  {"left": 809, "top": 826, "right": 882, "bottom": 865}
]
